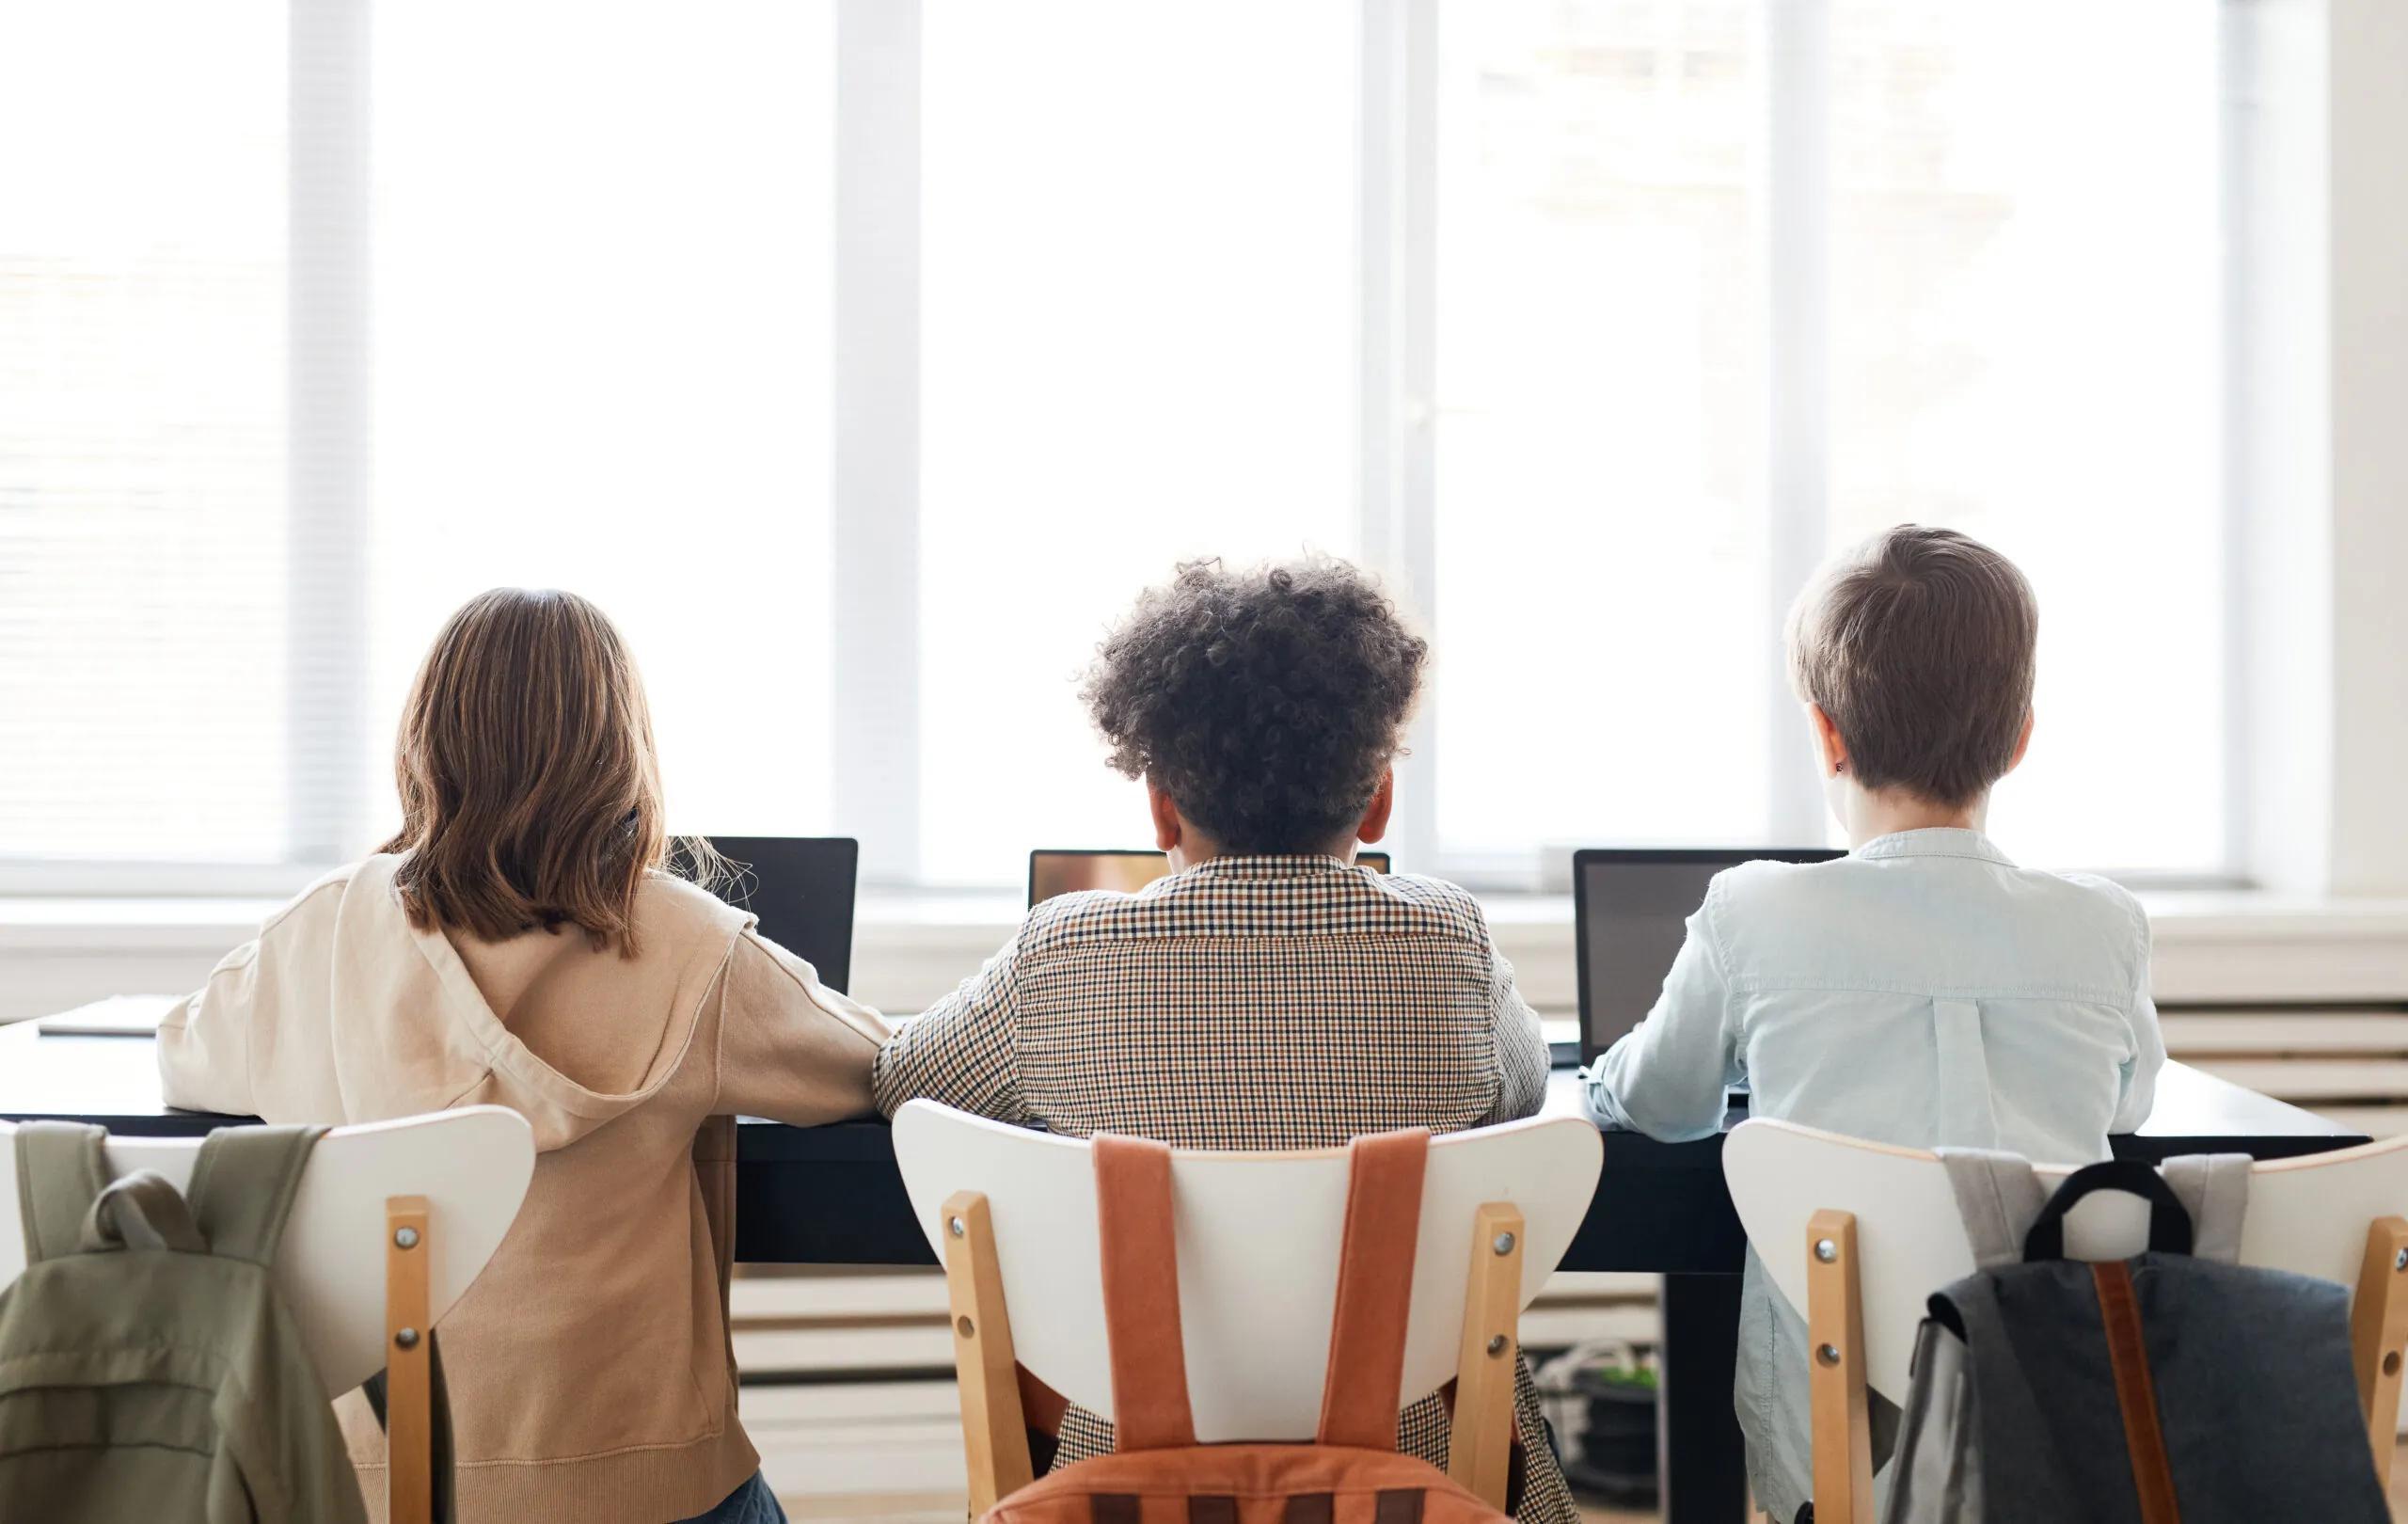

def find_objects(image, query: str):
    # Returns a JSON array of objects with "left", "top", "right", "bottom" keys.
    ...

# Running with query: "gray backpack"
[
  {"left": 1883, "top": 1152, "right": 2389, "bottom": 1524},
  {"left": 0, "top": 1121, "right": 368, "bottom": 1524}
]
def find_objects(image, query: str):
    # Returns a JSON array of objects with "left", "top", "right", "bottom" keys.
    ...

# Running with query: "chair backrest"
[
  {"left": 0, "top": 1107, "right": 535, "bottom": 1396},
  {"left": 1724, "top": 1117, "right": 2408, "bottom": 1399},
  {"left": 892, "top": 1102, "right": 1604, "bottom": 1444}
]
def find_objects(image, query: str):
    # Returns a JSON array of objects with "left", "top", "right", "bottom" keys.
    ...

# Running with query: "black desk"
[{"left": 0, "top": 1021, "right": 2364, "bottom": 1522}]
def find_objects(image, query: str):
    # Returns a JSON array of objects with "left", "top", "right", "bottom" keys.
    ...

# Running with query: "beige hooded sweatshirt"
[{"left": 157, "top": 853, "right": 891, "bottom": 1524}]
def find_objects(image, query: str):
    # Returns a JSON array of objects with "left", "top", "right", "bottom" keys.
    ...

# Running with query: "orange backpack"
[{"left": 987, "top": 1128, "right": 1513, "bottom": 1524}]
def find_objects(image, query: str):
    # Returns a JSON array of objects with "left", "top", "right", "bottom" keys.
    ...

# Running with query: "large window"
[
  {"left": 0, "top": 0, "right": 2233, "bottom": 890},
  {"left": 0, "top": 0, "right": 288, "bottom": 864},
  {"left": 1432, "top": 0, "right": 1766, "bottom": 865},
  {"left": 367, "top": 0, "right": 838, "bottom": 849},
  {"left": 1428, "top": 0, "right": 2223, "bottom": 876},
  {"left": 918, "top": 1, "right": 1359, "bottom": 883},
  {"left": 1825, "top": 0, "right": 2222, "bottom": 874}
]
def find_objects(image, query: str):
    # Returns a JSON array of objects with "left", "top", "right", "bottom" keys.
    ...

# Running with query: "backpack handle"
[
  {"left": 79, "top": 1170, "right": 207, "bottom": 1255},
  {"left": 2022, "top": 1159, "right": 2194, "bottom": 1262}
]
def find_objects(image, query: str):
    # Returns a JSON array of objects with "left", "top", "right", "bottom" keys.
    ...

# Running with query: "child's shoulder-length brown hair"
[{"left": 383, "top": 587, "right": 669, "bottom": 956}]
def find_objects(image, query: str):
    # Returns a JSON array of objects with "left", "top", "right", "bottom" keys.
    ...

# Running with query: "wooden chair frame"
[
  {"left": 940, "top": 1188, "right": 1528, "bottom": 1514},
  {"left": 386, "top": 1195, "right": 437, "bottom": 1524},
  {"left": 1804, "top": 1208, "right": 2408, "bottom": 1523}
]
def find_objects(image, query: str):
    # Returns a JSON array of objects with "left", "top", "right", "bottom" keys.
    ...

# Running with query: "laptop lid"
[
  {"left": 1574, "top": 847, "right": 1843, "bottom": 1064},
  {"left": 680, "top": 836, "right": 860, "bottom": 994},
  {"left": 1027, "top": 848, "right": 1390, "bottom": 908}
]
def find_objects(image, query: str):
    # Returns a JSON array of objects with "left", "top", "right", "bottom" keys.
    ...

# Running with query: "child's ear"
[
  {"left": 1148, "top": 780, "right": 1183, "bottom": 852},
  {"left": 1806, "top": 703, "right": 1849, "bottom": 777},
  {"left": 2006, "top": 708, "right": 2036, "bottom": 772},
  {"left": 1354, "top": 768, "right": 1396, "bottom": 846}
]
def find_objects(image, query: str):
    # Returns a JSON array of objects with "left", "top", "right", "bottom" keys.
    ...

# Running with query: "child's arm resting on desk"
[
  {"left": 1580, "top": 907, "right": 1741, "bottom": 1141},
  {"left": 715, "top": 931, "right": 895, "bottom": 1126},
  {"left": 869, "top": 929, "right": 1037, "bottom": 1126}
]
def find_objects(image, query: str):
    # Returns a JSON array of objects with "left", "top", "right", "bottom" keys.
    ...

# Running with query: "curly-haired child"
[{"left": 872, "top": 555, "right": 1572, "bottom": 1524}]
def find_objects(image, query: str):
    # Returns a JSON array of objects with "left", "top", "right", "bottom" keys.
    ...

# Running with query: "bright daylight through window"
[
  {"left": 0, "top": 0, "right": 2227, "bottom": 889},
  {"left": 370, "top": 0, "right": 837, "bottom": 850},
  {"left": 0, "top": 1, "right": 288, "bottom": 863},
  {"left": 918, "top": 0, "right": 1358, "bottom": 884}
]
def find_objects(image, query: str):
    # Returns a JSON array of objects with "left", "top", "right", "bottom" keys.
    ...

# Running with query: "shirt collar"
[
  {"left": 1175, "top": 853, "right": 1365, "bottom": 882},
  {"left": 1851, "top": 827, "right": 2018, "bottom": 867}
]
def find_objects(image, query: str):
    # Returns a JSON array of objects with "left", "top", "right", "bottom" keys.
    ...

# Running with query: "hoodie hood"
[{"left": 322, "top": 854, "right": 753, "bottom": 1151}]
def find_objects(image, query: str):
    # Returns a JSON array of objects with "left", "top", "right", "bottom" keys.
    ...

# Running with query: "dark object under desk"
[{"left": 0, "top": 1022, "right": 2364, "bottom": 1524}]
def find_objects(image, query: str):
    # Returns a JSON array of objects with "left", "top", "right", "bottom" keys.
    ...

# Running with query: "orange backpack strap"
[
  {"left": 1317, "top": 1128, "right": 1433, "bottom": 1451},
  {"left": 1092, "top": 1133, "right": 1197, "bottom": 1452}
]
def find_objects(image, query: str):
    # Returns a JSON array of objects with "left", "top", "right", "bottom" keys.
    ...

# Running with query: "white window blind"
[
  {"left": 0, "top": 1, "right": 290, "bottom": 864},
  {"left": 0, "top": 0, "right": 2238, "bottom": 888},
  {"left": 1429, "top": 0, "right": 2226, "bottom": 876},
  {"left": 916, "top": 0, "right": 1360, "bottom": 884},
  {"left": 1827, "top": 0, "right": 2224, "bottom": 873},
  {"left": 1432, "top": 0, "right": 1770, "bottom": 861},
  {"left": 366, "top": 0, "right": 838, "bottom": 851}
]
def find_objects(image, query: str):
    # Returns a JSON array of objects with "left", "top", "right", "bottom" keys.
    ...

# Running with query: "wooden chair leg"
[
  {"left": 942, "top": 1191, "right": 1033, "bottom": 1514},
  {"left": 1807, "top": 1209, "right": 1873, "bottom": 1524},
  {"left": 1448, "top": 1202, "right": 1524, "bottom": 1510},
  {"left": 2350, "top": 1214, "right": 2408, "bottom": 1484},
  {"left": 386, "top": 1195, "right": 434, "bottom": 1524}
]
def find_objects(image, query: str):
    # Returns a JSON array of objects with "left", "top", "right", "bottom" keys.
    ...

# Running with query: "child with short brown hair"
[
  {"left": 162, "top": 588, "right": 887, "bottom": 1524},
  {"left": 1583, "top": 525, "right": 2166, "bottom": 1524}
]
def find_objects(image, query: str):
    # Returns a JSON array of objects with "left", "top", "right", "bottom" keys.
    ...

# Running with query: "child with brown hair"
[
  {"left": 161, "top": 588, "right": 886, "bottom": 1524},
  {"left": 1583, "top": 525, "right": 2166, "bottom": 1524}
]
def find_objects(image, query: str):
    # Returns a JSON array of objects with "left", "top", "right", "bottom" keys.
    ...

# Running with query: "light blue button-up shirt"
[{"left": 1582, "top": 827, "right": 2165, "bottom": 1519}]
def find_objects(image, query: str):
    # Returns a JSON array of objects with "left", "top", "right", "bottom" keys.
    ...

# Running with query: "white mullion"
[
  {"left": 1758, "top": 0, "right": 1831, "bottom": 845},
  {"left": 286, "top": 0, "right": 373, "bottom": 865},
  {"left": 1359, "top": 0, "right": 1441, "bottom": 873},
  {"left": 832, "top": 0, "right": 922, "bottom": 885},
  {"left": 2217, "top": 0, "right": 2255, "bottom": 881}
]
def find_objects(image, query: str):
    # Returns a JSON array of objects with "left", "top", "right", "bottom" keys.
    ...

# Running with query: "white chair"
[
  {"left": 0, "top": 1107, "right": 537, "bottom": 1524},
  {"left": 1724, "top": 1118, "right": 2408, "bottom": 1524},
  {"left": 891, "top": 1102, "right": 1605, "bottom": 1512}
]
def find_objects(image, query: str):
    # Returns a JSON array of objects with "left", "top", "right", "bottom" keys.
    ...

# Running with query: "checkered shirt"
[
  {"left": 872, "top": 854, "right": 1575, "bottom": 1524},
  {"left": 871, "top": 854, "right": 1551, "bottom": 1146}
]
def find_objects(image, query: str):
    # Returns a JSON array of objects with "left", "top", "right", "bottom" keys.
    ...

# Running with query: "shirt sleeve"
[
  {"left": 156, "top": 941, "right": 264, "bottom": 1116},
  {"left": 1581, "top": 899, "right": 1741, "bottom": 1141},
  {"left": 1478, "top": 944, "right": 1552, "bottom": 1125},
  {"left": 2110, "top": 899, "right": 2167, "bottom": 1134},
  {"left": 870, "top": 926, "right": 1036, "bottom": 1125},
  {"left": 158, "top": 881, "right": 348, "bottom": 1119},
  {"left": 713, "top": 931, "right": 892, "bottom": 1127}
]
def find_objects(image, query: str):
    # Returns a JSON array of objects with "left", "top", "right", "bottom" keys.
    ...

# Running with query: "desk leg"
[{"left": 1660, "top": 1271, "right": 1750, "bottom": 1524}]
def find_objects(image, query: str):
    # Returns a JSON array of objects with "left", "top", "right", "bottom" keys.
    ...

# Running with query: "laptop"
[
  {"left": 1028, "top": 848, "right": 1390, "bottom": 908},
  {"left": 1574, "top": 847, "right": 1843, "bottom": 1064},
  {"left": 681, "top": 836, "right": 861, "bottom": 994}
]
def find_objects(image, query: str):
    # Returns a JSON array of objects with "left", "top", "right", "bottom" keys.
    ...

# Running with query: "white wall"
[
  {"left": 2237, "top": 0, "right": 2408, "bottom": 897},
  {"left": 2323, "top": 0, "right": 2408, "bottom": 897}
]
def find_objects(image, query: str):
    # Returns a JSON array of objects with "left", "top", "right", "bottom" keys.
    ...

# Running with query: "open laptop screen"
[
  {"left": 1028, "top": 849, "right": 1390, "bottom": 908},
  {"left": 680, "top": 836, "right": 860, "bottom": 994},
  {"left": 1575, "top": 847, "right": 1843, "bottom": 1063}
]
